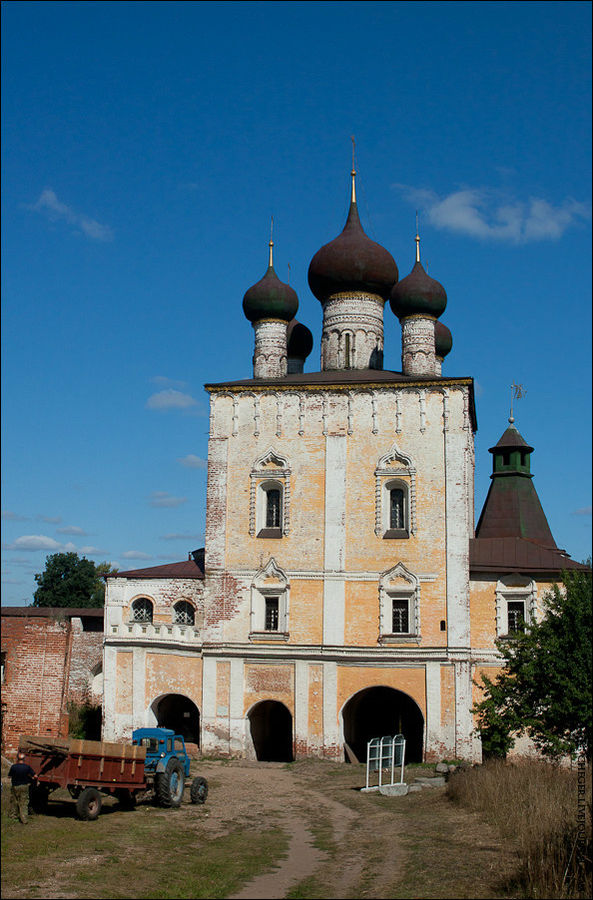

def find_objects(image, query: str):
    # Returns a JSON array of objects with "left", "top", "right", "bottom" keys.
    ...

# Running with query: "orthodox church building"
[{"left": 102, "top": 170, "right": 585, "bottom": 763}]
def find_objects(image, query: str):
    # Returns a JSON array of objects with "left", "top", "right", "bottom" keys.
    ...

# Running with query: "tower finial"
[
  {"left": 509, "top": 381, "right": 526, "bottom": 424},
  {"left": 415, "top": 210, "right": 421, "bottom": 263},
  {"left": 350, "top": 135, "right": 356, "bottom": 204},
  {"left": 269, "top": 215, "right": 274, "bottom": 268}
]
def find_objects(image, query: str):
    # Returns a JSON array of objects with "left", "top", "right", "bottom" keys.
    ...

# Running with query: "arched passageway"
[
  {"left": 342, "top": 686, "right": 424, "bottom": 763},
  {"left": 153, "top": 694, "right": 200, "bottom": 745},
  {"left": 248, "top": 700, "right": 294, "bottom": 762}
]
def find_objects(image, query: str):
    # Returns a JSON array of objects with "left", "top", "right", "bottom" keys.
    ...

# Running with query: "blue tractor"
[{"left": 131, "top": 727, "right": 208, "bottom": 808}]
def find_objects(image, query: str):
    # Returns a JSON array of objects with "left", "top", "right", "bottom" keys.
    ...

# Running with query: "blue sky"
[{"left": 2, "top": 1, "right": 591, "bottom": 605}]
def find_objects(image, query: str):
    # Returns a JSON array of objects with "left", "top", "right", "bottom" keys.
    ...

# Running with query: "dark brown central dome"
[{"left": 308, "top": 187, "right": 398, "bottom": 303}]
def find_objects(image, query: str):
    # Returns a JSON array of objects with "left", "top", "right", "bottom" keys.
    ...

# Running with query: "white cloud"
[
  {"left": 9, "top": 534, "right": 63, "bottom": 552},
  {"left": 146, "top": 389, "right": 198, "bottom": 411},
  {"left": 178, "top": 454, "right": 207, "bottom": 469},
  {"left": 57, "top": 525, "right": 89, "bottom": 536},
  {"left": 572, "top": 506, "right": 592, "bottom": 516},
  {"left": 160, "top": 533, "right": 204, "bottom": 541},
  {"left": 149, "top": 491, "right": 187, "bottom": 508},
  {"left": 121, "top": 551, "right": 153, "bottom": 560},
  {"left": 79, "top": 545, "right": 108, "bottom": 555},
  {"left": 394, "top": 184, "right": 591, "bottom": 244},
  {"left": 37, "top": 514, "right": 62, "bottom": 524},
  {"left": 2, "top": 511, "right": 30, "bottom": 521},
  {"left": 29, "top": 188, "right": 114, "bottom": 242}
]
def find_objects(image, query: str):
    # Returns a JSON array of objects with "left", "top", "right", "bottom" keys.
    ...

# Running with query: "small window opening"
[
  {"left": 173, "top": 601, "right": 195, "bottom": 625},
  {"left": 131, "top": 598, "right": 153, "bottom": 623},
  {"left": 265, "top": 596, "right": 280, "bottom": 631},
  {"left": 440, "top": 619, "right": 446, "bottom": 631},
  {"left": 390, "top": 488, "right": 405, "bottom": 530},
  {"left": 392, "top": 598, "right": 409, "bottom": 634},
  {"left": 344, "top": 333, "right": 351, "bottom": 369},
  {"left": 507, "top": 601, "right": 525, "bottom": 633},
  {"left": 502, "top": 451, "right": 511, "bottom": 466},
  {"left": 266, "top": 489, "right": 281, "bottom": 529}
]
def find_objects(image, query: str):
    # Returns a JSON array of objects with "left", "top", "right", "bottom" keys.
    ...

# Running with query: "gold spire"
[
  {"left": 415, "top": 211, "right": 421, "bottom": 263},
  {"left": 269, "top": 215, "right": 274, "bottom": 268},
  {"left": 351, "top": 135, "right": 357, "bottom": 204}
]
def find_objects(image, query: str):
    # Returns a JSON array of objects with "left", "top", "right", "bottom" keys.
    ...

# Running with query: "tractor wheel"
[
  {"left": 190, "top": 776, "right": 209, "bottom": 804},
  {"left": 75, "top": 787, "right": 102, "bottom": 821},
  {"left": 115, "top": 788, "right": 137, "bottom": 809},
  {"left": 155, "top": 759, "right": 185, "bottom": 808}
]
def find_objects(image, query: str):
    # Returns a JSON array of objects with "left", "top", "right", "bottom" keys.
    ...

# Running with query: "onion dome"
[
  {"left": 435, "top": 321, "right": 453, "bottom": 359},
  {"left": 308, "top": 170, "right": 398, "bottom": 303},
  {"left": 389, "top": 234, "right": 447, "bottom": 320},
  {"left": 243, "top": 240, "right": 298, "bottom": 323},
  {"left": 287, "top": 318, "right": 313, "bottom": 361}
]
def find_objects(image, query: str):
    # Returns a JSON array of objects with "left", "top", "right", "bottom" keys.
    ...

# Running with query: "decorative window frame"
[
  {"left": 249, "top": 557, "right": 290, "bottom": 641},
  {"left": 378, "top": 562, "right": 420, "bottom": 642},
  {"left": 495, "top": 575, "right": 538, "bottom": 637},
  {"left": 375, "top": 445, "right": 416, "bottom": 537},
  {"left": 249, "top": 448, "right": 291, "bottom": 537}
]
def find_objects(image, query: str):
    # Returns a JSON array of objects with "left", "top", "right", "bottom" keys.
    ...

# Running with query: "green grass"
[{"left": 1, "top": 792, "right": 289, "bottom": 900}]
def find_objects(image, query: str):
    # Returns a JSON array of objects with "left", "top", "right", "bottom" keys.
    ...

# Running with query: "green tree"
[
  {"left": 32, "top": 552, "right": 117, "bottom": 608},
  {"left": 474, "top": 568, "right": 592, "bottom": 760}
]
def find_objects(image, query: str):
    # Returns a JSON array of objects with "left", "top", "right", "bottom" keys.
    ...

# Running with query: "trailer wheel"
[
  {"left": 75, "top": 787, "right": 102, "bottom": 820},
  {"left": 155, "top": 759, "right": 185, "bottom": 808},
  {"left": 190, "top": 776, "right": 209, "bottom": 804}
]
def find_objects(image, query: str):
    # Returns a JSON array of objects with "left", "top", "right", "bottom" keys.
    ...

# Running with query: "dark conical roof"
[
  {"left": 489, "top": 424, "right": 534, "bottom": 454},
  {"left": 476, "top": 423, "right": 556, "bottom": 547},
  {"left": 287, "top": 318, "right": 313, "bottom": 360},
  {"left": 435, "top": 321, "right": 453, "bottom": 359},
  {"left": 308, "top": 174, "right": 398, "bottom": 303},
  {"left": 243, "top": 243, "right": 299, "bottom": 323},
  {"left": 389, "top": 259, "right": 447, "bottom": 320}
]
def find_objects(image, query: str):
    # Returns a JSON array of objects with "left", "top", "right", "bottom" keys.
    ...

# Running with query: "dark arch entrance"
[
  {"left": 343, "top": 686, "right": 424, "bottom": 763},
  {"left": 154, "top": 694, "right": 200, "bottom": 745},
  {"left": 248, "top": 700, "right": 293, "bottom": 762}
]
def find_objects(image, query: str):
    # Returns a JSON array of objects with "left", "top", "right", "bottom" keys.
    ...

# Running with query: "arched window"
[
  {"left": 265, "top": 486, "right": 282, "bottom": 529},
  {"left": 389, "top": 487, "right": 405, "bottom": 530},
  {"left": 173, "top": 601, "right": 195, "bottom": 625},
  {"left": 249, "top": 449, "right": 291, "bottom": 538},
  {"left": 383, "top": 479, "right": 409, "bottom": 538},
  {"left": 131, "top": 597, "right": 153, "bottom": 623}
]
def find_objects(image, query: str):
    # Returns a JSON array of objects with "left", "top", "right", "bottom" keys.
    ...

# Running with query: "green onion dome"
[
  {"left": 243, "top": 242, "right": 299, "bottom": 323},
  {"left": 435, "top": 321, "right": 453, "bottom": 358},
  {"left": 287, "top": 318, "right": 313, "bottom": 361},
  {"left": 389, "top": 259, "right": 447, "bottom": 320},
  {"left": 308, "top": 173, "right": 398, "bottom": 303}
]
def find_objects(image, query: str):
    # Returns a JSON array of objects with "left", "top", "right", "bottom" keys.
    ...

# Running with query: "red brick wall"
[
  {"left": 1, "top": 613, "right": 72, "bottom": 754},
  {"left": 1, "top": 612, "right": 105, "bottom": 755}
]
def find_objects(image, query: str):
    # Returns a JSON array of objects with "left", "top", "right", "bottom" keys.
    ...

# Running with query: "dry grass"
[{"left": 447, "top": 759, "right": 592, "bottom": 899}]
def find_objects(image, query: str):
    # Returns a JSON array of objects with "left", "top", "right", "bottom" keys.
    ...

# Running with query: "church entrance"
[
  {"left": 342, "top": 686, "right": 424, "bottom": 763},
  {"left": 248, "top": 700, "right": 294, "bottom": 762},
  {"left": 152, "top": 694, "right": 200, "bottom": 745}
]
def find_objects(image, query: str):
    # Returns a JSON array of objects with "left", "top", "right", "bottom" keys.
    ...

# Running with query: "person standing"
[{"left": 8, "top": 751, "right": 38, "bottom": 824}]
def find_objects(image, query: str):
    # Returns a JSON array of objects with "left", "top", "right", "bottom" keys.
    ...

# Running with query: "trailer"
[{"left": 19, "top": 729, "right": 208, "bottom": 820}]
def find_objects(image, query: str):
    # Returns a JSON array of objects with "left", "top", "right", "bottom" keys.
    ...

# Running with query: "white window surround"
[
  {"left": 495, "top": 575, "right": 538, "bottom": 637},
  {"left": 249, "top": 448, "right": 291, "bottom": 537},
  {"left": 378, "top": 562, "right": 420, "bottom": 642},
  {"left": 375, "top": 445, "right": 416, "bottom": 537},
  {"left": 249, "top": 557, "right": 290, "bottom": 640}
]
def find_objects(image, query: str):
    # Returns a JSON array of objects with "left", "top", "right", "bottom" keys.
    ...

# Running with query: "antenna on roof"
[
  {"left": 509, "top": 382, "right": 527, "bottom": 423},
  {"left": 350, "top": 135, "right": 357, "bottom": 203},
  {"left": 287, "top": 261, "right": 291, "bottom": 284}
]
